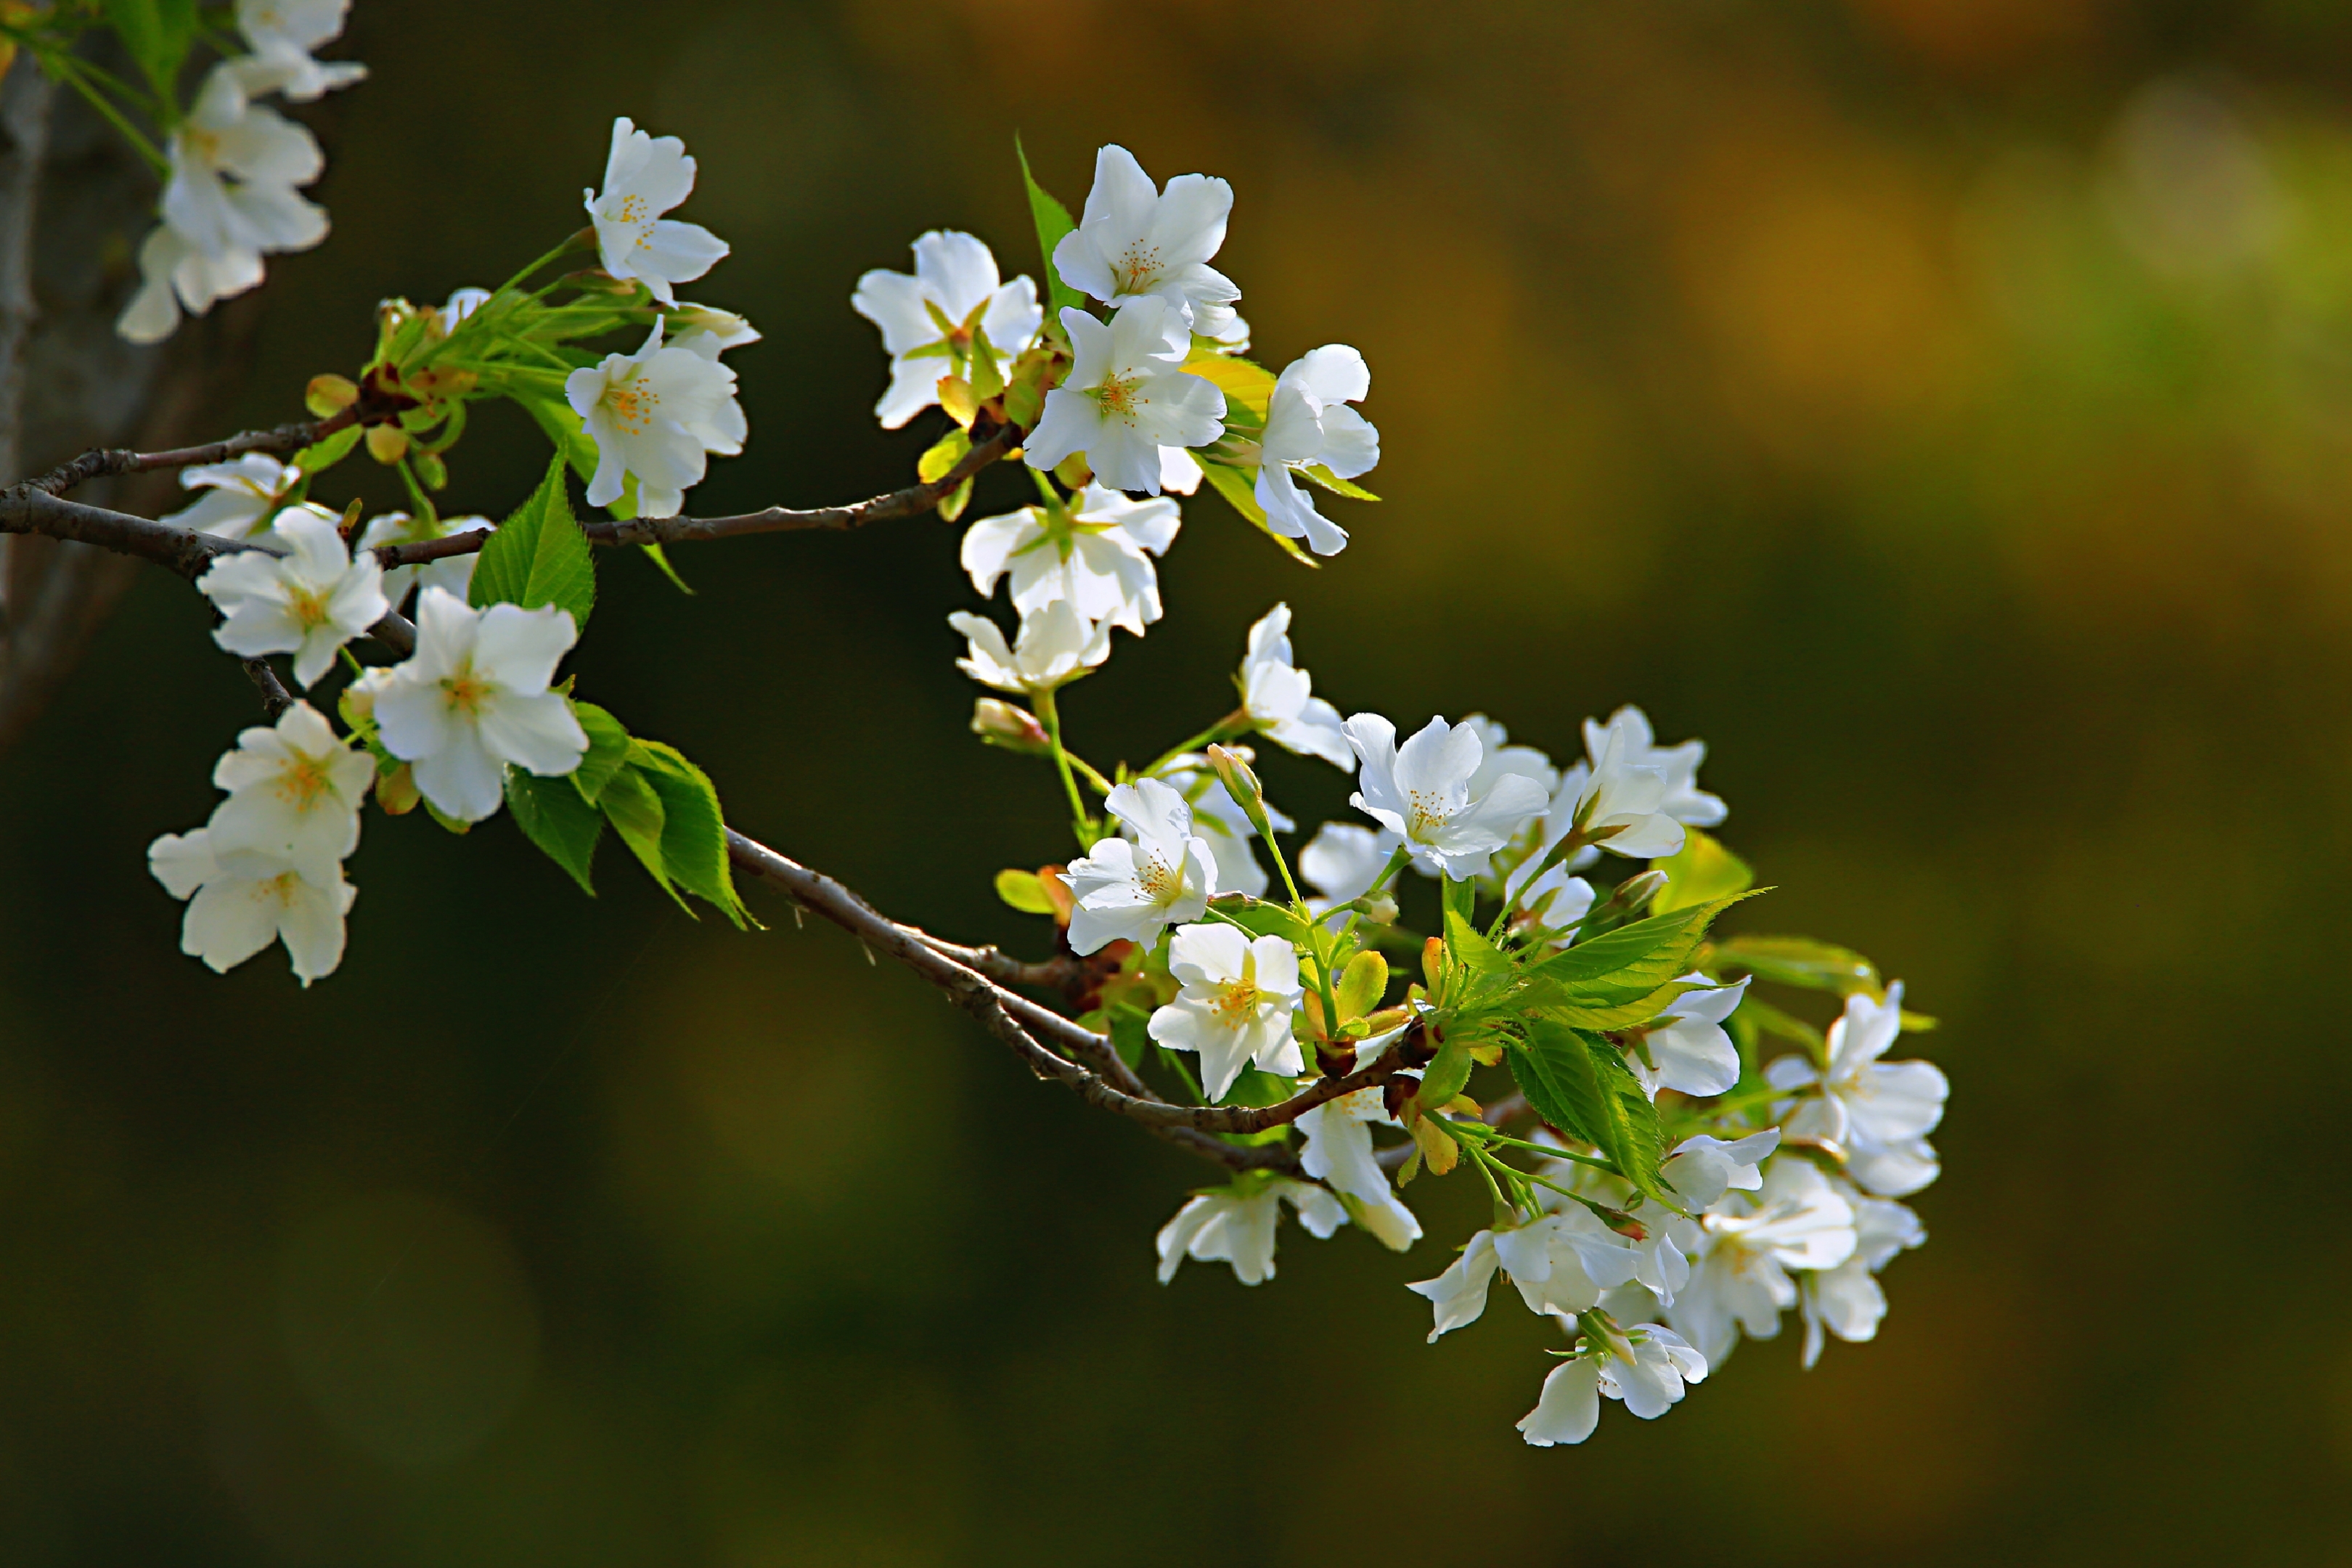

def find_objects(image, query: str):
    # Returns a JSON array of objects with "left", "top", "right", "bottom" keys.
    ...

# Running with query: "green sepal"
[
  {"left": 506, "top": 767, "right": 603, "bottom": 893},
  {"left": 469, "top": 453, "right": 596, "bottom": 629}
]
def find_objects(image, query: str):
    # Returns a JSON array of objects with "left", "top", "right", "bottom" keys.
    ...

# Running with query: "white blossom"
[
  {"left": 1299, "top": 822, "right": 1387, "bottom": 911},
  {"left": 372, "top": 587, "right": 588, "bottom": 823},
  {"left": 584, "top": 117, "right": 727, "bottom": 306},
  {"left": 1156, "top": 1177, "right": 1347, "bottom": 1286},
  {"left": 1659, "top": 1129, "right": 1781, "bottom": 1212},
  {"left": 1344, "top": 713, "right": 1551, "bottom": 879},
  {"left": 1765, "top": 983, "right": 1948, "bottom": 1197},
  {"left": 1584, "top": 706, "right": 1726, "bottom": 828},
  {"left": 1156, "top": 751, "right": 1290, "bottom": 897},
  {"left": 1058, "top": 778, "right": 1215, "bottom": 955},
  {"left": 204, "top": 701, "right": 372, "bottom": 881},
  {"left": 1254, "top": 346, "right": 1379, "bottom": 556},
  {"left": 1668, "top": 1156, "right": 1858, "bottom": 1365},
  {"left": 947, "top": 601, "right": 1111, "bottom": 695},
  {"left": 160, "top": 454, "right": 303, "bottom": 539},
  {"left": 1238, "top": 605, "right": 1351, "bottom": 769},
  {"left": 1297, "top": 1086, "right": 1422, "bottom": 1251},
  {"left": 1148, "top": 923, "right": 1304, "bottom": 1101},
  {"left": 436, "top": 286, "right": 491, "bottom": 333},
  {"left": 1023, "top": 299, "right": 1225, "bottom": 494},
  {"left": 960, "top": 483, "right": 1179, "bottom": 636},
  {"left": 1518, "top": 1322, "right": 1708, "bottom": 1447},
  {"left": 1538, "top": 719, "right": 1690, "bottom": 863},
  {"left": 852, "top": 231, "right": 1041, "bottom": 428},
  {"left": 1800, "top": 1183, "right": 1926, "bottom": 1367},
  {"left": 1408, "top": 1208, "right": 1636, "bottom": 1339},
  {"left": 149, "top": 829, "right": 353, "bottom": 985},
  {"left": 565, "top": 318, "right": 744, "bottom": 518},
  {"left": 197, "top": 506, "right": 388, "bottom": 687},
  {"left": 1625, "top": 976, "right": 1749, "bottom": 1100},
  {"left": 669, "top": 301, "right": 761, "bottom": 356},
  {"left": 357, "top": 511, "right": 494, "bottom": 608},
  {"left": 232, "top": 0, "right": 366, "bottom": 101},
  {"left": 1052, "top": 144, "right": 1243, "bottom": 340},
  {"left": 1532, "top": 1129, "right": 1776, "bottom": 1307},
  {"left": 1429, "top": 714, "right": 1559, "bottom": 882}
]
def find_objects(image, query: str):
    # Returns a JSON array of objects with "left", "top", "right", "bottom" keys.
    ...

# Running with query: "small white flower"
[
  {"left": 149, "top": 828, "right": 354, "bottom": 986},
  {"left": 357, "top": 511, "right": 495, "bottom": 607},
  {"left": 1518, "top": 1322, "right": 1708, "bottom": 1447},
  {"left": 118, "top": 224, "right": 261, "bottom": 344},
  {"left": 1543, "top": 719, "right": 1690, "bottom": 862},
  {"left": 584, "top": 117, "right": 727, "bottom": 306},
  {"left": 203, "top": 700, "right": 373, "bottom": 881},
  {"left": 1668, "top": 1156, "right": 1858, "bottom": 1365},
  {"left": 960, "top": 483, "right": 1179, "bottom": 636},
  {"left": 1659, "top": 1128, "right": 1781, "bottom": 1212},
  {"left": 232, "top": 0, "right": 366, "bottom": 101},
  {"left": 197, "top": 507, "right": 388, "bottom": 687},
  {"left": 1624, "top": 975, "right": 1749, "bottom": 1100},
  {"left": 668, "top": 301, "right": 761, "bottom": 355},
  {"left": 1800, "top": 1182, "right": 1926, "bottom": 1367},
  {"left": 1052, "top": 144, "right": 1243, "bottom": 340},
  {"left": 852, "top": 231, "right": 1042, "bottom": 428},
  {"left": 1765, "top": 983, "right": 1947, "bottom": 1197},
  {"left": 565, "top": 318, "right": 744, "bottom": 518},
  {"left": 1254, "top": 346, "right": 1379, "bottom": 557},
  {"left": 1584, "top": 706, "right": 1726, "bottom": 828},
  {"left": 1148, "top": 923, "right": 1304, "bottom": 1101},
  {"left": 1155, "top": 751, "right": 1291, "bottom": 898},
  {"left": 1058, "top": 778, "right": 1215, "bottom": 955},
  {"left": 1297, "top": 1087, "right": 1424, "bottom": 1251},
  {"left": 1156, "top": 1176, "right": 1347, "bottom": 1286},
  {"left": 1424, "top": 714, "right": 1559, "bottom": 883},
  {"left": 1023, "top": 299, "right": 1226, "bottom": 494},
  {"left": 1408, "top": 1209, "right": 1637, "bottom": 1339},
  {"left": 1238, "top": 605, "right": 1352, "bottom": 770},
  {"left": 1344, "top": 713, "right": 1551, "bottom": 880},
  {"left": 372, "top": 587, "right": 589, "bottom": 824},
  {"left": 436, "top": 286, "right": 492, "bottom": 332},
  {"left": 947, "top": 601, "right": 1111, "bottom": 695},
  {"left": 161, "top": 453, "right": 303, "bottom": 539}
]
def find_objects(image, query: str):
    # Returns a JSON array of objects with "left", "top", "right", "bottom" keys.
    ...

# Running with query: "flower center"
[
  {"left": 613, "top": 192, "right": 653, "bottom": 243},
  {"left": 275, "top": 754, "right": 332, "bottom": 812},
  {"left": 1212, "top": 976, "right": 1261, "bottom": 1027},
  {"left": 286, "top": 584, "right": 333, "bottom": 631},
  {"left": 441, "top": 662, "right": 491, "bottom": 716},
  {"left": 258, "top": 870, "right": 302, "bottom": 909},
  {"left": 603, "top": 372, "right": 659, "bottom": 434},
  {"left": 1138, "top": 850, "right": 1181, "bottom": 902},
  {"left": 1090, "top": 371, "right": 1144, "bottom": 428},
  {"left": 1405, "top": 788, "right": 1450, "bottom": 838},
  {"left": 1113, "top": 244, "right": 1164, "bottom": 295}
]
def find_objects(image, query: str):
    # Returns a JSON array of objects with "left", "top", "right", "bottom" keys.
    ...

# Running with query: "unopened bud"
[
  {"left": 364, "top": 425, "right": 409, "bottom": 464},
  {"left": 558, "top": 268, "right": 640, "bottom": 295},
  {"left": 412, "top": 451, "right": 448, "bottom": 491},
  {"left": 306, "top": 374, "right": 359, "bottom": 417},
  {"left": 937, "top": 374, "right": 977, "bottom": 428},
  {"left": 1053, "top": 452, "right": 1093, "bottom": 490},
  {"left": 971, "top": 698, "right": 1050, "bottom": 756},
  {"left": 1204, "top": 743, "right": 1271, "bottom": 838},
  {"left": 376, "top": 762, "right": 420, "bottom": 815},
  {"left": 1609, "top": 869, "right": 1667, "bottom": 915}
]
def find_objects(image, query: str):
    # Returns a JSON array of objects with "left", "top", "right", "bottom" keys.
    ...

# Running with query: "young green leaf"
[
  {"left": 1519, "top": 976, "right": 1702, "bottom": 1032},
  {"left": 1015, "top": 134, "right": 1087, "bottom": 320},
  {"left": 569, "top": 701, "right": 632, "bottom": 804},
  {"left": 505, "top": 768, "right": 604, "bottom": 894},
  {"left": 1528, "top": 891, "right": 1759, "bottom": 1001},
  {"left": 293, "top": 425, "right": 363, "bottom": 478},
  {"left": 918, "top": 427, "right": 971, "bottom": 484},
  {"left": 470, "top": 454, "right": 596, "bottom": 627},
  {"left": 1510, "top": 1021, "right": 1670, "bottom": 1203},
  {"left": 1299, "top": 464, "right": 1379, "bottom": 501},
  {"left": 1712, "top": 935, "right": 1880, "bottom": 996},
  {"left": 597, "top": 764, "right": 682, "bottom": 908},
  {"left": 102, "top": 0, "right": 200, "bottom": 97},
  {"left": 1336, "top": 950, "right": 1389, "bottom": 1021},
  {"left": 1180, "top": 351, "right": 1277, "bottom": 418},
  {"left": 1649, "top": 827, "right": 1754, "bottom": 915},
  {"left": 629, "top": 740, "right": 755, "bottom": 928},
  {"left": 1211, "top": 897, "right": 1311, "bottom": 945},
  {"left": 995, "top": 869, "right": 1055, "bottom": 915},
  {"left": 518, "top": 391, "right": 603, "bottom": 489}
]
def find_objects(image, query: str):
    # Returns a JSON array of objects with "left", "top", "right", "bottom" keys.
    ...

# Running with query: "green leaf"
[
  {"left": 569, "top": 701, "right": 631, "bottom": 804},
  {"left": 1520, "top": 976, "right": 1700, "bottom": 1031},
  {"left": 639, "top": 542, "right": 693, "bottom": 595},
  {"left": 1442, "top": 907, "right": 1515, "bottom": 976},
  {"left": 1015, "top": 134, "right": 1087, "bottom": 320},
  {"left": 1712, "top": 934, "right": 1879, "bottom": 995},
  {"left": 1528, "top": 891, "right": 1758, "bottom": 1002},
  {"left": 1209, "top": 897, "right": 1311, "bottom": 944},
  {"left": 1180, "top": 350, "right": 1278, "bottom": 418},
  {"left": 1336, "top": 950, "right": 1388, "bottom": 1021},
  {"left": 1300, "top": 464, "right": 1379, "bottom": 501},
  {"left": 1650, "top": 828, "right": 1754, "bottom": 915},
  {"left": 918, "top": 426, "right": 971, "bottom": 484},
  {"left": 470, "top": 454, "right": 596, "bottom": 628},
  {"left": 1199, "top": 460, "right": 1316, "bottom": 568},
  {"left": 102, "top": 0, "right": 199, "bottom": 97},
  {"left": 1418, "top": 1032, "right": 1477, "bottom": 1108},
  {"left": 995, "top": 869, "right": 1055, "bottom": 915},
  {"left": 1511, "top": 1021, "right": 1669, "bottom": 1203},
  {"left": 505, "top": 767, "right": 604, "bottom": 894},
  {"left": 629, "top": 740, "right": 755, "bottom": 928},
  {"left": 293, "top": 425, "right": 363, "bottom": 477},
  {"left": 936, "top": 476, "right": 974, "bottom": 523},
  {"left": 1105, "top": 1002, "right": 1152, "bottom": 1069},
  {"left": 597, "top": 764, "right": 682, "bottom": 908}
]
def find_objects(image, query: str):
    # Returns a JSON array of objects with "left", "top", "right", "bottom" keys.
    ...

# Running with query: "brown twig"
[{"left": 17, "top": 409, "right": 356, "bottom": 497}]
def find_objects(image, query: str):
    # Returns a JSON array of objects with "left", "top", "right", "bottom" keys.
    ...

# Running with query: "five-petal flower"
[
  {"left": 1765, "top": 982, "right": 1947, "bottom": 1196},
  {"left": 961, "top": 483, "right": 1180, "bottom": 636},
  {"left": 1023, "top": 299, "right": 1225, "bottom": 494},
  {"left": 852, "top": 230, "right": 1042, "bottom": 428},
  {"left": 1052, "top": 144, "right": 1244, "bottom": 341},
  {"left": 1344, "top": 713, "right": 1551, "bottom": 879},
  {"left": 1059, "top": 778, "right": 1217, "bottom": 955},
  {"left": 565, "top": 318, "right": 745, "bottom": 518},
  {"left": 197, "top": 506, "right": 388, "bottom": 687},
  {"left": 1148, "top": 923, "right": 1305, "bottom": 1101},
  {"left": 1255, "top": 346, "right": 1379, "bottom": 556},
  {"left": 584, "top": 117, "right": 727, "bottom": 306}
]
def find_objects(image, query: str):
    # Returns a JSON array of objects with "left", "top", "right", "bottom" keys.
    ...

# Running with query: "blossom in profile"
[
  {"left": 232, "top": 0, "right": 367, "bottom": 101},
  {"left": 1299, "top": 821, "right": 1392, "bottom": 925},
  {"left": 852, "top": 231, "right": 1042, "bottom": 428},
  {"left": 1147, "top": 923, "right": 1304, "bottom": 1101},
  {"left": 197, "top": 507, "right": 388, "bottom": 687},
  {"left": 1156, "top": 1177, "right": 1347, "bottom": 1286},
  {"left": 1297, "top": 1087, "right": 1423, "bottom": 1251},
  {"left": 669, "top": 301, "right": 762, "bottom": 356},
  {"left": 1023, "top": 300, "right": 1225, "bottom": 494},
  {"left": 1766, "top": 983, "right": 1947, "bottom": 1196},
  {"left": 204, "top": 701, "right": 372, "bottom": 881},
  {"left": 1058, "top": 778, "right": 1215, "bottom": 955},
  {"left": 565, "top": 319, "right": 744, "bottom": 518},
  {"left": 1799, "top": 1183, "right": 1926, "bottom": 1367},
  {"left": 1255, "top": 346, "right": 1379, "bottom": 557},
  {"left": 1583, "top": 706, "right": 1726, "bottom": 828},
  {"left": 1344, "top": 713, "right": 1551, "bottom": 879},
  {"left": 1668, "top": 1157, "right": 1858, "bottom": 1364},
  {"left": 1517, "top": 1322, "right": 1709, "bottom": 1447},
  {"left": 1052, "top": 144, "right": 1244, "bottom": 340},
  {"left": 372, "top": 588, "right": 588, "bottom": 823},
  {"left": 359, "top": 511, "right": 495, "bottom": 607},
  {"left": 1624, "top": 976, "right": 1749, "bottom": 1100},
  {"left": 960, "top": 484, "right": 1180, "bottom": 636},
  {"left": 584, "top": 117, "right": 727, "bottom": 306},
  {"left": 947, "top": 601, "right": 1112, "bottom": 695},
  {"left": 149, "top": 829, "right": 354, "bottom": 986},
  {"left": 161, "top": 454, "right": 303, "bottom": 539},
  {"left": 1238, "top": 605, "right": 1352, "bottom": 769},
  {"left": 1408, "top": 1209, "right": 1637, "bottom": 1339}
]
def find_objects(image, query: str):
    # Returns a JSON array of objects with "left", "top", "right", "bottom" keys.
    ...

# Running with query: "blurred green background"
[{"left": 8, "top": 0, "right": 2352, "bottom": 1561}]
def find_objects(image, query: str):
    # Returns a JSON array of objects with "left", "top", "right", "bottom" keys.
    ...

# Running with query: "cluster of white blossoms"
[{"left": 120, "top": 0, "right": 366, "bottom": 343}]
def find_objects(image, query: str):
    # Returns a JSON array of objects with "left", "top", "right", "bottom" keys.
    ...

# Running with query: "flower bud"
[
  {"left": 305, "top": 374, "right": 359, "bottom": 417},
  {"left": 364, "top": 425, "right": 409, "bottom": 464},
  {"left": 1204, "top": 743, "right": 1272, "bottom": 840},
  {"left": 412, "top": 451, "right": 448, "bottom": 491},
  {"left": 1052, "top": 452, "right": 1093, "bottom": 491},
  {"left": 376, "top": 762, "right": 420, "bottom": 815},
  {"left": 936, "top": 373, "right": 977, "bottom": 428},
  {"left": 971, "top": 698, "right": 1050, "bottom": 756},
  {"left": 1608, "top": 869, "right": 1668, "bottom": 915}
]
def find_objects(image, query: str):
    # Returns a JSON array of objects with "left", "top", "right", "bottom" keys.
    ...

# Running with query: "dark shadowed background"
[{"left": 7, "top": 0, "right": 2351, "bottom": 1562}]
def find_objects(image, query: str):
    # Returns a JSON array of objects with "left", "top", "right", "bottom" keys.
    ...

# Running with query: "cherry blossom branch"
[{"left": 14, "top": 409, "right": 357, "bottom": 497}]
